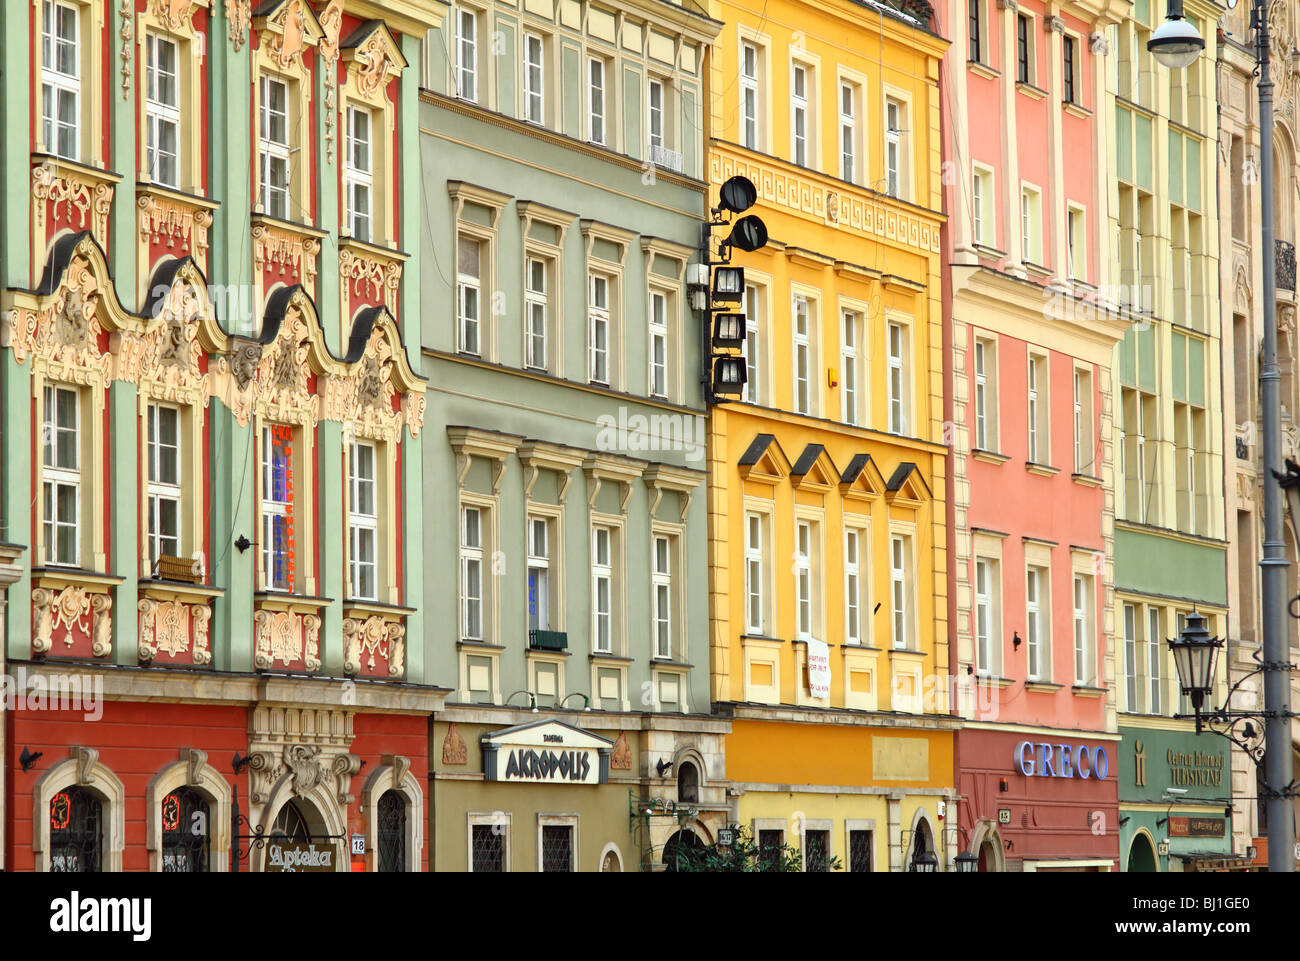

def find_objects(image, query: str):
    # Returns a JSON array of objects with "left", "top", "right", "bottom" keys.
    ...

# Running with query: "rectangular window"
[
  {"left": 885, "top": 99, "right": 902, "bottom": 198},
  {"left": 793, "top": 296, "right": 811, "bottom": 415},
  {"left": 1016, "top": 14, "right": 1030, "bottom": 83},
  {"left": 848, "top": 829, "right": 873, "bottom": 872},
  {"left": 649, "top": 290, "right": 668, "bottom": 398},
  {"left": 345, "top": 106, "right": 373, "bottom": 242},
  {"left": 804, "top": 829, "right": 830, "bottom": 872},
  {"left": 741, "top": 42, "right": 760, "bottom": 149},
  {"left": 460, "top": 506, "right": 484, "bottom": 640},
  {"left": 592, "top": 526, "right": 613, "bottom": 652},
  {"left": 588, "top": 273, "right": 610, "bottom": 385},
  {"left": 839, "top": 81, "right": 857, "bottom": 183},
  {"left": 41, "top": 0, "right": 80, "bottom": 160},
  {"left": 1063, "top": 36, "right": 1077, "bottom": 104},
  {"left": 652, "top": 534, "right": 672, "bottom": 659},
  {"left": 146, "top": 404, "right": 181, "bottom": 566},
  {"left": 844, "top": 528, "right": 863, "bottom": 645},
  {"left": 457, "top": 236, "right": 482, "bottom": 356},
  {"left": 888, "top": 321, "right": 907, "bottom": 434},
  {"left": 145, "top": 34, "right": 180, "bottom": 187},
  {"left": 1073, "top": 574, "right": 1093, "bottom": 685},
  {"left": 1147, "top": 607, "right": 1163, "bottom": 715},
  {"left": 470, "top": 823, "right": 504, "bottom": 872},
  {"left": 969, "top": 0, "right": 982, "bottom": 63},
  {"left": 1028, "top": 353, "right": 1048, "bottom": 463},
  {"left": 527, "top": 515, "right": 550, "bottom": 632},
  {"left": 42, "top": 384, "right": 80, "bottom": 566},
  {"left": 841, "top": 309, "right": 860, "bottom": 425},
  {"left": 758, "top": 830, "right": 783, "bottom": 870},
  {"left": 349, "top": 442, "right": 378, "bottom": 601},
  {"left": 525, "top": 257, "right": 548, "bottom": 371},
  {"left": 588, "top": 57, "right": 606, "bottom": 145},
  {"left": 791, "top": 63, "right": 808, "bottom": 167},
  {"left": 648, "top": 78, "right": 665, "bottom": 150},
  {"left": 1074, "top": 367, "right": 1093, "bottom": 474},
  {"left": 1067, "top": 206, "right": 1084, "bottom": 281},
  {"left": 260, "top": 425, "right": 294, "bottom": 591},
  {"left": 796, "top": 520, "right": 814, "bottom": 640},
  {"left": 523, "top": 33, "right": 544, "bottom": 125},
  {"left": 744, "top": 283, "right": 761, "bottom": 405},
  {"left": 540, "top": 824, "right": 573, "bottom": 872},
  {"left": 973, "top": 338, "right": 992, "bottom": 450},
  {"left": 259, "top": 76, "right": 290, "bottom": 219},
  {"left": 891, "top": 534, "right": 911, "bottom": 650},
  {"left": 745, "top": 512, "right": 766, "bottom": 634},
  {"left": 1026, "top": 566, "right": 1046, "bottom": 680},
  {"left": 455, "top": 8, "right": 478, "bottom": 102},
  {"left": 1123, "top": 603, "right": 1139, "bottom": 712},
  {"left": 1021, "top": 187, "right": 1041, "bottom": 264},
  {"left": 975, "top": 558, "right": 998, "bottom": 674}
]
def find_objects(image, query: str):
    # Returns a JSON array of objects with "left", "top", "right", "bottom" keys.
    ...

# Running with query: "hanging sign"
[
  {"left": 264, "top": 841, "right": 336, "bottom": 872},
  {"left": 806, "top": 639, "right": 831, "bottom": 699}
]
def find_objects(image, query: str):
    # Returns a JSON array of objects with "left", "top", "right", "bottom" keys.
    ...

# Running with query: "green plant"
[{"left": 667, "top": 826, "right": 843, "bottom": 873}]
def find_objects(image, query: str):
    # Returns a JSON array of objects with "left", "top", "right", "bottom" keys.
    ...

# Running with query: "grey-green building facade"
[{"left": 417, "top": 0, "right": 731, "bottom": 871}]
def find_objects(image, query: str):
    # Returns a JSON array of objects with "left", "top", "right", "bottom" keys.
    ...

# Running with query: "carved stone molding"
[
  {"left": 138, "top": 191, "right": 215, "bottom": 269},
  {"left": 226, "top": 0, "right": 250, "bottom": 50},
  {"left": 74, "top": 746, "right": 101, "bottom": 785},
  {"left": 119, "top": 1, "right": 133, "bottom": 99},
  {"left": 254, "top": 608, "right": 306, "bottom": 669},
  {"left": 152, "top": 0, "right": 200, "bottom": 34},
  {"left": 138, "top": 597, "right": 212, "bottom": 664},
  {"left": 32, "top": 162, "right": 115, "bottom": 250},
  {"left": 185, "top": 747, "right": 208, "bottom": 786},
  {"left": 252, "top": 221, "right": 321, "bottom": 293},
  {"left": 246, "top": 704, "right": 356, "bottom": 821},
  {"left": 1089, "top": 31, "right": 1109, "bottom": 55},
  {"left": 610, "top": 731, "right": 632, "bottom": 771},
  {"left": 338, "top": 246, "right": 402, "bottom": 315},
  {"left": 442, "top": 724, "right": 467, "bottom": 765},
  {"left": 342, "top": 614, "right": 405, "bottom": 676},
  {"left": 318, "top": 0, "right": 345, "bottom": 164}
]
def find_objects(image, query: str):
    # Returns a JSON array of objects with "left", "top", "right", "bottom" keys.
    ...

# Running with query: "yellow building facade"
[{"left": 703, "top": 0, "right": 956, "bottom": 869}]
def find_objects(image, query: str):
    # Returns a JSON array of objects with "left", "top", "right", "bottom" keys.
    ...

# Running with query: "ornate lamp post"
[{"left": 1152, "top": 0, "right": 1297, "bottom": 873}]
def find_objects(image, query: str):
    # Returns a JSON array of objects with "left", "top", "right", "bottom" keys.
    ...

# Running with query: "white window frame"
[
  {"left": 587, "top": 56, "right": 607, "bottom": 146},
  {"left": 744, "top": 509, "right": 768, "bottom": 635},
  {"left": 844, "top": 526, "right": 865, "bottom": 645},
  {"left": 841, "top": 308, "right": 861, "bottom": 425},
  {"left": 144, "top": 32, "right": 181, "bottom": 188},
  {"left": 455, "top": 7, "right": 479, "bottom": 103},
  {"left": 1026, "top": 565, "right": 1047, "bottom": 681},
  {"left": 1123, "top": 602, "right": 1139, "bottom": 712},
  {"left": 40, "top": 0, "right": 81, "bottom": 160},
  {"left": 887, "top": 319, "right": 909, "bottom": 434},
  {"left": 1028, "top": 352, "right": 1049, "bottom": 464},
  {"left": 975, "top": 557, "right": 998, "bottom": 675},
  {"left": 527, "top": 514, "right": 551, "bottom": 633},
  {"left": 1147, "top": 606, "right": 1163, "bottom": 715},
  {"left": 588, "top": 272, "right": 611, "bottom": 386},
  {"left": 260, "top": 425, "right": 293, "bottom": 592},
  {"left": 791, "top": 61, "right": 809, "bottom": 167},
  {"left": 348, "top": 441, "right": 379, "bottom": 601},
  {"left": 885, "top": 97, "right": 904, "bottom": 199},
  {"left": 793, "top": 294, "right": 813, "bottom": 416},
  {"left": 146, "top": 403, "right": 182, "bottom": 566},
  {"left": 652, "top": 533, "right": 673, "bottom": 659},
  {"left": 740, "top": 40, "right": 760, "bottom": 150},
  {"left": 460, "top": 504, "right": 486, "bottom": 641},
  {"left": 457, "top": 234, "right": 483, "bottom": 356},
  {"left": 42, "top": 383, "right": 81, "bottom": 567},
  {"left": 344, "top": 105, "right": 374, "bottom": 242},
  {"left": 649, "top": 288, "right": 669, "bottom": 399},
  {"left": 1021, "top": 184, "right": 1043, "bottom": 265},
  {"left": 258, "top": 75, "right": 291, "bottom": 220},
  {"left": 839, "top": 79, "right": 858, "bottom": 183},
  {"left": 1073, "top": 573, "right": 1094, "bottom": 685},
  {"left": 523, "top": 32, "right": 545, "bottom": 125},
  {"left": 525, "top": 255, "right": 549, "bottom": 371},
  {"left": 648, "top": 76, "right": 665, "bottom": 150},
  {"left": 743, "top": 282, "right": 763, "bottom": 405},
  {"left": 794, "top": 518, "right": 820, "bottom": 642},
  {"left": 890, "top": 533, "right": 913, "bottom": 650},
  {"left": 592, "top": 525, "right": 614, "bottom": 653}
]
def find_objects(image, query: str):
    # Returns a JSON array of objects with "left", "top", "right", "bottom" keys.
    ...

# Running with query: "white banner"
[{"left": 806, "top": 639, "right": 831, "bottom": 699}]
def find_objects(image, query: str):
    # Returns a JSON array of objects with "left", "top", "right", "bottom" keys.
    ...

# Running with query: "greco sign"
[{"left": 481, "top": 719, "right": 614, "bottom": 786}]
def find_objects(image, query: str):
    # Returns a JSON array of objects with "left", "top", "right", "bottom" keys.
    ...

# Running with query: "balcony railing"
[
  {"left": 529, "top": 629, "right": 568, "bottom": 652},
  {"left": 650, "top": 144, "right": 683, "bottom": 174}
]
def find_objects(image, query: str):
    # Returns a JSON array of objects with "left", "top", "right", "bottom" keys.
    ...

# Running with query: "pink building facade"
[{"left": 939, "top": 0, "right": 1131, "bottom": 870}]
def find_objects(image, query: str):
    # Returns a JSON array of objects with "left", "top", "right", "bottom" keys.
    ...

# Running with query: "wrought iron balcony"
[
  {"left": 650, "top": 144, "right": 683, "bottom": 174},
  {"left": 529, "top": 629, "right": 568, "bottom": 652}
]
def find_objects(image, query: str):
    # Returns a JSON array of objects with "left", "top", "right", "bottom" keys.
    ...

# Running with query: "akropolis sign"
[
  {"left": 481, "top": 719, "right": 613, "bottom": 786},
  {"left": 1015, "top": 741, "right": 1110, "bottom": 780}
]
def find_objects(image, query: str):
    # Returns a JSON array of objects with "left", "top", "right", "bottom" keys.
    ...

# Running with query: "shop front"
[
  {"left": 1118, "top": 723, "right": 1233, "bottom": 872},
  {"left": 725, "top": 712, "right": 957, "bottom": 872},
  {"left": 956, "top": 725, "right": 1120, "bottom": 872}
]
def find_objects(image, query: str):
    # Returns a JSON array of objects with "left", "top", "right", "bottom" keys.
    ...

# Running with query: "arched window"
[
  {"left": 49, "top": 787, "right": 102, "bottom": 873},
  {"left": 271, "top": 800, "right": 311, "bottom": 841},
  {"left": 377, "top": 790, "right": 407, "bottom": 872},
  {"left": 661, "top": 829, "right": 705, "bottom": 872},
  {"left": 908, "top": 819, "right": 934, "bottom": 872},
  {"left": 677, "top": 760, "right": 699, "bottom": 803},
  {"left": 161, "top": 786, "right": 210, "bottom": 872}
]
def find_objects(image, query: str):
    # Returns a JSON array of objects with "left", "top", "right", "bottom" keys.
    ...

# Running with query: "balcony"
[
  {"left": 529, "top": 629, "right": 568, "bottom": 652},
  {"left": 650, "top": 144, "right": 683, "bottom": 174},
  {"left": 1278, "top": 240, "right": 1296, "bottom": 292}
]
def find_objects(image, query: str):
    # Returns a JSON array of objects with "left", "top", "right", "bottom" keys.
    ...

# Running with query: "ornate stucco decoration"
[
  {"left": 138, "top": 194, "right": 215, "bottom": 269},
  {"left": 318, "top": 0, "right": 345, "bottom": 164},
  {"left": 338, "top": 247, "right": 402, "bottom": 316},
  {"left": 119, "top": 1, "right": 134, "bottom": 99},
  {"left": 442, "top": 724, "right": 467, "bottom": 764},
  {"left": 245, "top": 704, "right": 357, "bottom": 832},
  {"left": 32, "top": 586, "right": 112, "bottom": 658},
  {"left": 252, "top": 221, "right": 322, "bottom": 292},
  {"left": 256, "top": 0, "right": 324, "bottom": 73},
  {"left": 226, "top": 0, "right": 250, "bottom": 50},
  {"left": 32, "top": 163, "right": 115, "bottom": 251},
  {"left": 1089, "top": 31, "right": 1109, "bottom": 56},
  {"left": 137, "top": 597, "right": 212, "bottom": 665},
  {"left": 253, "top": 608, "right": 321, "bottom": 670},
  {"left": 209, "top": 337, "right": 262, "bottom": 427},
  {"left": 347, "top": 28, "right": 405, "bottom": 102},
  {"left": 135, "top": 261, "right": 219, "bottom": 408},
  {"left": 1270, "top": 0, "right": 1296, "bottom": 110},
  {"left": 152, "top": 0, "right": 199, "bottom": 34},
  {"left": 343, "top": 615, "right": 406, "bottom": 676},
  {"left": 251, "top": 297, "right": 325, "bottom": 430},
  {"left": 610, "top": 732, "right": 632, "bottom": 771}
]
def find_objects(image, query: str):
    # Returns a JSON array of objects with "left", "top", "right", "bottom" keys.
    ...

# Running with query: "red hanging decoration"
[
  {"left": 162, "top": 792, "right": 181, "bottom": 832},
  {"left": 50, "top": 791, "right": 71, "bottom": 831}
]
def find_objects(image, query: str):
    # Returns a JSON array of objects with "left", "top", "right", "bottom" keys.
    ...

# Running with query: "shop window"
[
  {"left": 161, "top": 786, "right": 209, "bottom": 872},
  {"left": 49, "top": 786, "right": 102, "bottom": 872},
  {"left": 376, "top": 790, "right": 406, "bottom": 872}
]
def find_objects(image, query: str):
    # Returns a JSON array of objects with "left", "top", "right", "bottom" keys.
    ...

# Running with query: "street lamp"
[
  {"left": 1166, "top": 612, "right": 1225, "bottom": 730},
  {"left": 954, "top": 850, "right": 979, "bottom": 874},
  {"left": 1147, "top": 0, "right": 1204, "bottom": 69},
  {"left": 911, "top": 850, "right": 938, "bottom": 873},
  {"left": 1151, "top": 0, "right": 1296, "bottom": 873}
]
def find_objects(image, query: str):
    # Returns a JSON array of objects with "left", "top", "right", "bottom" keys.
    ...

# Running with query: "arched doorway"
[
  {"left": 978, "top": 839, "right": 998, "bottom": 872},
  {"left": 908, "top": 818, "right": 936, "bottom": 871},
  {"left": 661, "top": 828, "right": 706, "bottom": 872},
  {"left": 259, "top": 797, "right": 342, "bottom": 872},
  {"left": 1128, "top": 833, "right": 1159, "bottom": 872}
]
